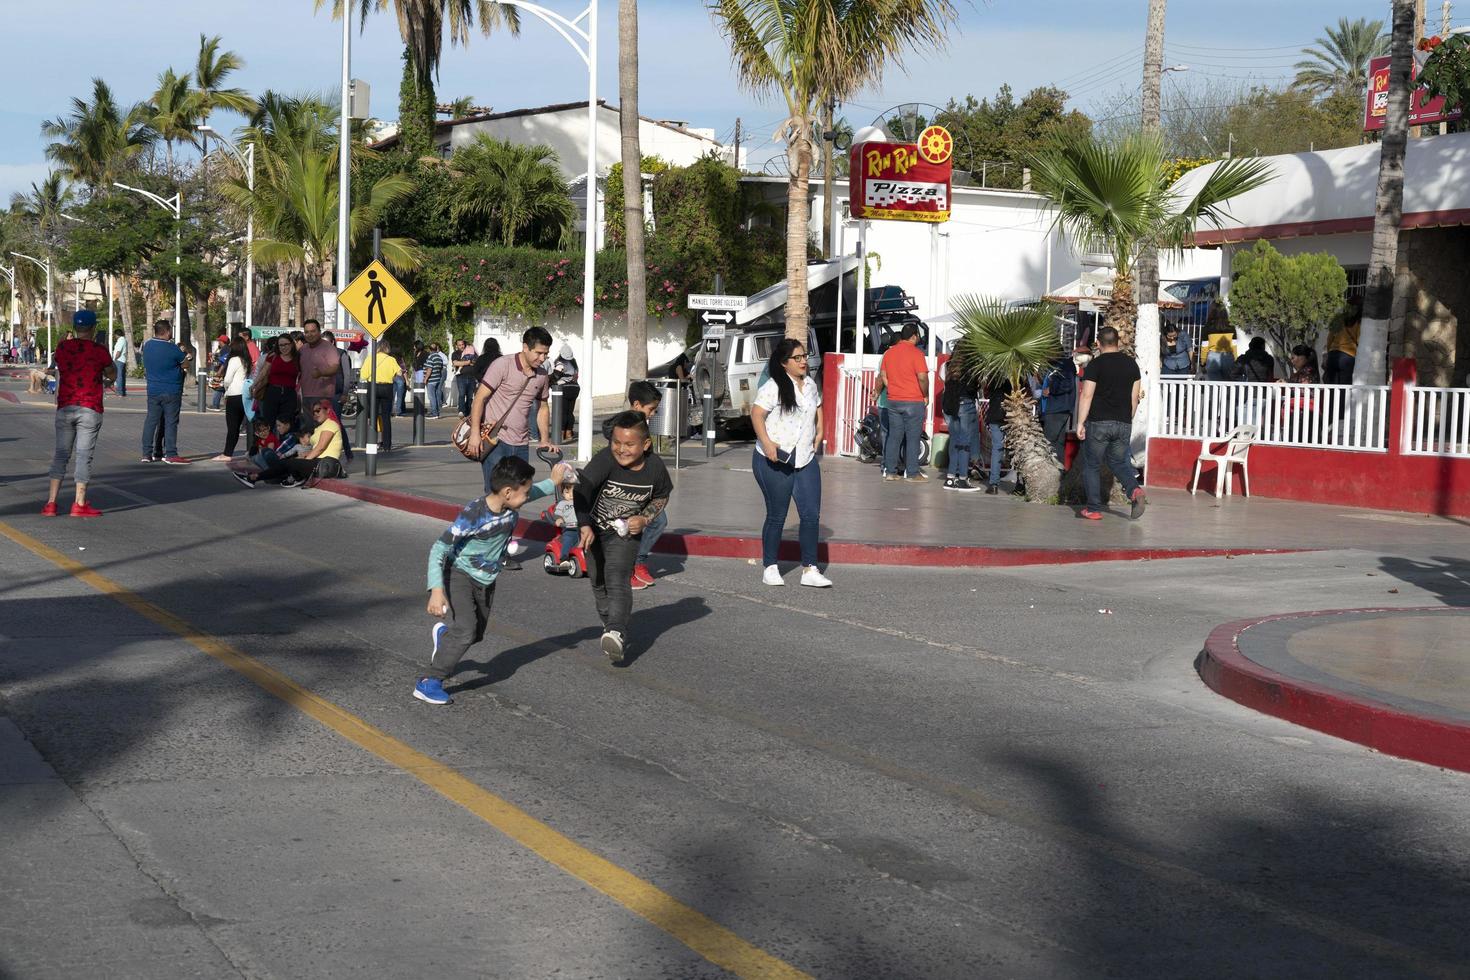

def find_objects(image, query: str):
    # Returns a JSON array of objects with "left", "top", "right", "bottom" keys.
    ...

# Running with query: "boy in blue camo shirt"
[{"left": 414, "top": 455, "right": 570, "bottom": 705}]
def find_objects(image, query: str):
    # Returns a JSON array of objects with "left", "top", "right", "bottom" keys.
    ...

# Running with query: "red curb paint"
[
  {"left": 318, "top": 480, "right": 1301, "bottom": 568},
  {"left": 0, "top": 391, "right": 19, "bottom": 404},
  {"left": 1198, "top": 607, "right": 1470, "bottom": 773}
]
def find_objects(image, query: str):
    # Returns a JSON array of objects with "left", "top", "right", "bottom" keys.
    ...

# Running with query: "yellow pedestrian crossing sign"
[{"left": 339, "top": 260, "right": 415, "bottom": 339}]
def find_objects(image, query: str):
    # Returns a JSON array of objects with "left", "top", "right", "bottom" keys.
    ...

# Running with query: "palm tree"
[
  {"left": 1355, "top": 0, "right": 1414, "bottom": 386},
  {"left": 148, "top": 68, "right": 201, "bottom": 176},
  {"left": 193, "top": 35, "right": 256, "bottom": 125},
  {"left": 713, "top": 0, "right": 956, "bottom": 342},
  {"left": 620, "top": 0, "right": 648, "bottom": 382},
  {"left": 224, "top": 109, "right": 421, "bottom": 325},
  {"left": 317, "top": 1, "right": 519, "bottom": 158},
  {"left": 1027, "top": 131, "right": 1273, "bottom": 354},
  {"left": 1294, "top": 17, "right": 1390, "bottom": 98},
  {"left": 951, "top": 297, "right": 1064, "bottom": 502},
  {"left": 9, "top": 172, "right": 75, "bottom": 240},
  {"left": 448, "top": 134, "right": 575, "bottom": 247},
  {"left": 41, "top": 78, "right": 155, "bottom": 190}
]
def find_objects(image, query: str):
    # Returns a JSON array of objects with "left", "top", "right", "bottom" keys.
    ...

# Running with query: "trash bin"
[{"left": 644, "top": 378, "right": 686, "bottom": 438}]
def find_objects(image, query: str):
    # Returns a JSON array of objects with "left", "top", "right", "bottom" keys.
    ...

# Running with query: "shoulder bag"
[{"left": 451, "top": 363, "right": 535, "bottom": 461}]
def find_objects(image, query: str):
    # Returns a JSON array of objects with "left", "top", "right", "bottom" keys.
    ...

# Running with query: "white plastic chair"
[{"left": 1190, "top": 425, "right": 1256, "bottom": 498}]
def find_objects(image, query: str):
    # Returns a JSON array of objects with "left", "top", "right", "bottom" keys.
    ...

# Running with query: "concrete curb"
[
  {"left": 1197, "top": 607, "right": 1470, "bottom": 773},
  {"left": 319, "top": 479, "right": 1303, "bottom": 569}
]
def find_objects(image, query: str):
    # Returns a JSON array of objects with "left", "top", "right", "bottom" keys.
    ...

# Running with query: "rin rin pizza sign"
[{"left": 849, "top": 125, "right": 954, "bottom": 223}]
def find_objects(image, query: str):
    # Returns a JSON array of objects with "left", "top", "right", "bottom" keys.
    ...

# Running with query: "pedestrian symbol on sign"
[{"left": 365, "top": 270, "right": 387, "bottom": 324}]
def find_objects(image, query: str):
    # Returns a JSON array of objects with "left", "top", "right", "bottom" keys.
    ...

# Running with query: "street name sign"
[{"left": 688, "top": 294, "right": 747, "bottom": 312}]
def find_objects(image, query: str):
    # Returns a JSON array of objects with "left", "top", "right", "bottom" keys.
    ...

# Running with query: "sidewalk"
[
  {"left": 318, "top": 423, "right": 1470, "bottom": 567},
  {"left": 1200, "top": 607, "right": 1470, "bottom": 773}
]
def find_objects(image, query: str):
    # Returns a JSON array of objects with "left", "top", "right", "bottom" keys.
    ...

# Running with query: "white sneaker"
[
  {"left": 601, "top": 630, "right": 626, "bottom": 665},
  {"left": 762, "top": 564, "right": 784, "bottom": 586},
  {"left": 801, "top": 567, "right": 833, "bottom": 588}
]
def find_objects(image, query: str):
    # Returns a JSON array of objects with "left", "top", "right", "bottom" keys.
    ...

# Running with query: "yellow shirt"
[
  {"left": 359, "top": 351, "right": 402, "bottom": 383},
  {"left": 312, "top": 418, "right": 344, "bottom": 461},
  {"left": 1328, "top": 318, "right": 1360, "bottom": 357}
]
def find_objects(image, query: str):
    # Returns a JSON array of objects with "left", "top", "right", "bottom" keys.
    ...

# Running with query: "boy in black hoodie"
[
  {"left": 600, "top": 380, "right": 668, "bottom": 589},
  {"left": 577, "top": 410, "right": 673, "bottom": 664}
]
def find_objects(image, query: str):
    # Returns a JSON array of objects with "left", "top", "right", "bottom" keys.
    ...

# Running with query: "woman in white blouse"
[
  {"left": 750, "top": 338, "right": 832, "bottom": 588},
  {"left": 212, "top": 340, "right": 254, "bottom": 461}
]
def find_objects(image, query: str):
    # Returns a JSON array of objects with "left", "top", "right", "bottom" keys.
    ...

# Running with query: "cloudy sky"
[{"left": 3, "top": 0, "right": 1389, "bottom": 202}]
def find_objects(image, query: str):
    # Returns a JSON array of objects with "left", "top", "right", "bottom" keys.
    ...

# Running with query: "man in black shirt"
[{"left": 1075, "top": 326, "right": 1146, "bottom": 521}]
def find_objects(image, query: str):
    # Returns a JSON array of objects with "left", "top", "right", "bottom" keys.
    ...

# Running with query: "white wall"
[
  {"left": 447, "top": 104, "right": 733, "bottom": 180},
  {"left": 473, "top": 310, "right": 689, "bottom": 403}
]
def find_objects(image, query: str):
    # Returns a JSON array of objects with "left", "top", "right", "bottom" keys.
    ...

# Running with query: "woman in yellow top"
[
  {"left": 231, "top": 400, "right": 345, "bottom": 488},
  {"left": 1324, "top": 295, "right": 1361, "bottom": 383},
  {"left": 358, "top": 338, "right": 403, "bottom": 451}
]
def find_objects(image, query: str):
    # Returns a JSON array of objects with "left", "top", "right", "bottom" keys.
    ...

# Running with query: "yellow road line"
[{"left": 0, "top": 520, "right": 809, "bottom": 980}]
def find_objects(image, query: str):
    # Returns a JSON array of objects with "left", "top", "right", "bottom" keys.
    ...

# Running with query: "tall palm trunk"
[
  {"left": 276, "top": 262, "right": 292, "bottom": 328},
  {"left": 1355, "top": 0, "right": 1414, "bottom": 386},
  {"left": 784, "top": 123, "right": 814, "bottom": 343},
  {"left": 619, "top": 0, "right": 649, "bottom": 383},
  {"left": 117, "top": 274, "right": 136, "bottom": 370},
  {"left": 1133, "top": 0, "right": 1168, "bottom": 462},
  {"left": 1105, "top": 269, "right": 1138, "bottom": 352},
  {"left": 1003, "top": 388, "right": 1061, "bottom": 502}
]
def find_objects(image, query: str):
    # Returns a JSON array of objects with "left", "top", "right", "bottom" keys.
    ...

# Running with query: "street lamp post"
[
  {"left": 0, "top": 263, "right": 16, "bottom": 352},
  {"left": 495, "top": 0, "right": 599, "bottom": 461},
  {"left": 113, "top": 183, "right": 183, "bottom": 343},
  {"left": 10, "top": 251, "right": 52, "bottom": 356},
  {"left": 198, "top": 125, "right": 255, "bottom": 332}
]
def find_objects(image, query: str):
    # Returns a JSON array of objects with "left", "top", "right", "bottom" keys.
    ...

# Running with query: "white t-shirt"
[
  {"left": 223, "top": 355, "right": 250, "bottom": 396},
  {"left": 754, "top": 375, "right": 822, "bottom": 469},
  {"left": 111, "top": 335, "right": 128, "bottom": 360}
]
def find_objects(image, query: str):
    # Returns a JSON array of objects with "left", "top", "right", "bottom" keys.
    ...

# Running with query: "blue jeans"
[
  {"left": 51, "top": 406, "right": 103, "bottom": 484},
  {"left": 944, "top": 400, "right": 977, "bottom": 479},
  {"left": 882, "top": 400, "right": 925, "bottom": 477},
  {"left": 752, "top": 450, "right": 822, "bottom": 568},
  {"left": 143, "top": 391, "right": 182, "bottom": 458},
  {"left": 456, "top": 376, "right": 474, "bottom": 416},
  {"left": 392, "top": 375, "right": 407, "bottom": 415},
  {"left": 1082, "top": 419, "right": 1140, "bottom": 510},
  {"left": 426, "top": 380, "right": 442, "bottom": 417},
  {"left": 113, "top": 360, "right": 127, "bottom": 395},
  {"left": 637, "top": 507, "right": 667, "bottom": 564},
  {"left": 479, "top": 440, "right": 529, "bottom": 493},
  {"left": 987, "top": 422, "right": 1005, "bottom": 487}
]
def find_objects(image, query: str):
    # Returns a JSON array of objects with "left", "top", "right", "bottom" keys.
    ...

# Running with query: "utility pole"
[
  {"left": 821, "top": 98, "right": 836, "bottom": 258},
  {"left": 733, "top": 117, "right": 742, "bottom": 170},
  {"left": 1441, "top": 2, "right": 1453, "bottom": 135}
]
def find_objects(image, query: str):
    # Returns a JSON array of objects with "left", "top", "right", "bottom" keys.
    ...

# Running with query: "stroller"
[{"left": 854, "top": 405, "right": 929, "bottom": 469}]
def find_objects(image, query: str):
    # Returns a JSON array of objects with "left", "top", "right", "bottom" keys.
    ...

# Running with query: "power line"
[
  {"left": 1169, "top": 40, "right": 1312, "bottom": 52},
  {"left": 1053, "top": 46, "right": 1145, "bottom": 87}
]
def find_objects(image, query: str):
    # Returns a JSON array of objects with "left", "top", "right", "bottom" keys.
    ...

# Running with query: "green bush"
[{"left": 1230, "top": 240, "right": 1347, "bottom": 359}]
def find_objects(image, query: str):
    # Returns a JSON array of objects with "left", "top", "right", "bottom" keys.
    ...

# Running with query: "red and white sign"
[
  {"left": 1363, "top": 55, "right": 1463, "bottom": 131},
  {"left": 849, "top": 126, "right": 953, "bottom": 223}
]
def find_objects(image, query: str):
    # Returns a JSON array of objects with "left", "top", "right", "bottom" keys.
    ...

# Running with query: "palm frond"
[{"left": 950, "top": 295, "right": 1063, "bottom": 390}]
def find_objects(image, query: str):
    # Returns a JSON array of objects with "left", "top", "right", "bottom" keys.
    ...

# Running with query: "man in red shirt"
[
  {"left": 44, "top": 310, "right": 116, "bottom": 517},
  {"left": 877, "top": 323, "right": 930, "bottom": 481}
]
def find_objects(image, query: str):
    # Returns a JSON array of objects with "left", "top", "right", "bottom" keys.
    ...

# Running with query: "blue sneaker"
[
  {"left": 430, "top": 621, "right": 447, "bottom": 663},
  {"left": 413, "top": 677, "right": 451, "bottom": 705}
]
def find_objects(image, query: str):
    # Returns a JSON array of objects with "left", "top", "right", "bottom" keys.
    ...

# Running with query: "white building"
[
  {"left": 372, "top": 100, "right": 743, "bottom": 247},
  {"left": 1174, "top": 131, "right": 1470, "bottom": 385}
]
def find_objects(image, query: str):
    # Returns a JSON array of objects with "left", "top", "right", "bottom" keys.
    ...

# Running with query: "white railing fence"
[
  {"left": 1150, "top": 379, "right": 1391, "bottom": 453},
  {"left": 836, "top": 366, "right": 881, "bottom": 456},
  {"left": 1406, "top": 385, "right": 1470, "bottom": 458}
]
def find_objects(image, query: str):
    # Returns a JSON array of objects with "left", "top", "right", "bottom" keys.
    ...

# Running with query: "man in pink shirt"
[{"left": 466, "top": 326, "right": 555, "bottom": 492}]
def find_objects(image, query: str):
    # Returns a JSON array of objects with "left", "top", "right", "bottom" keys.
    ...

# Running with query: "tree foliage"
[
  {"left": 1229, "top": 240, "right": 1348, "bottom": 361},
  {"left": 447, "top": 134, "right": 575, "bottom": 248},
  {"left": 929, "top": 85, "right": 1092, "bottom": 188},
  {"left": 1294, "top": 16, "right": 1389, "bottom": 97}
]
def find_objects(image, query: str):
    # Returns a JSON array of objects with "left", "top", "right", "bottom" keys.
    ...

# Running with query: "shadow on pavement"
[{"left": 1378, "top": 555, "right": 1470, "bottom": 608}]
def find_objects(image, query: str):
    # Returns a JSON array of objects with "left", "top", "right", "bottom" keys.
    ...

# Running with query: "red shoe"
[
  {"left": 40, "top": 501, "right": 58, "bottom": 517},
  {"left": 632, "top": 563, "right": 656, "bottom": 587},
  {"left": 1078, "top": 508, "right": 1103, "bottom": 521},
  {"left": 70, "top": 502, "right": 103, "bottom": 518},
  {"left": 630, "top": 571, "right": 651, "bottom": 591},
  {"left": 161, "top": 456, "right": 190, "bottom": 465}
]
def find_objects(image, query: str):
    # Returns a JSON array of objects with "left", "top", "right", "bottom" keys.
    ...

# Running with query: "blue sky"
[{"left": 3, "top": 0, "right": 1390, "bottom": 202}]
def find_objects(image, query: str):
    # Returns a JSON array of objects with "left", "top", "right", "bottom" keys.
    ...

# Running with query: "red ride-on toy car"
[{"left": 540, "top": 505, "right": 587, "bottom": 577}]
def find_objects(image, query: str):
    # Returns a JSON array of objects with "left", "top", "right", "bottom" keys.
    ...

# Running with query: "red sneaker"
[
  {"left": 40, "top": 501, "right": 58, "bottom": 517},
  {"left": 161, "top": 456, "right": 190, "bottom": 465},
  {"left": 1077, "top": 508, "right": 1103, "bottom": 521},
  {"left": 632, "top": 563, "right": 656, "bottom": 587},
  {"left": 630, "top": 571, "right": 651, "bottom": 591},
  {"left": 70, "top": 502, "right": 103, "bottom": 518}
]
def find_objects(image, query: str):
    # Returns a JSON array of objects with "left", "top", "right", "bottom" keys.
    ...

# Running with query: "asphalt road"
[{"left": 3, "top": 397, "right": 1470, "bottom": 979}]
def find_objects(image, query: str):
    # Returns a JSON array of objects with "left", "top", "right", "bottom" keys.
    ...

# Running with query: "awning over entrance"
[{"left": 1174, "top": 131, "right": 1470, "bottom": 246}]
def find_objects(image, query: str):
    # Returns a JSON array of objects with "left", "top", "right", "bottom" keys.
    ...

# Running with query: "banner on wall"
[{"left": 848, "top": 125, "right": 954, "bottom": 223}]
